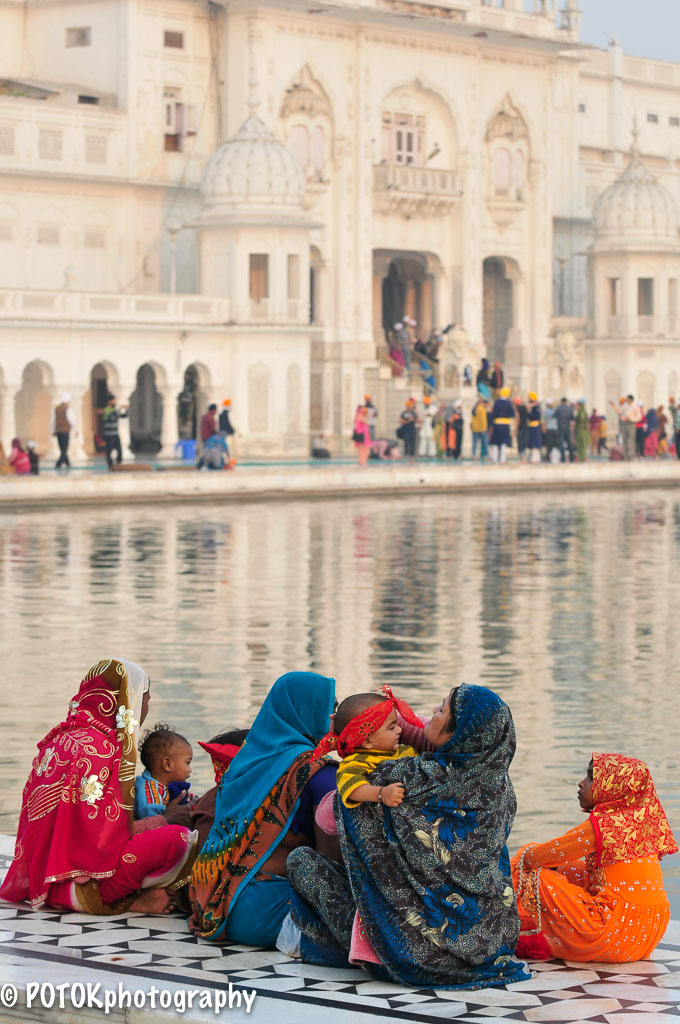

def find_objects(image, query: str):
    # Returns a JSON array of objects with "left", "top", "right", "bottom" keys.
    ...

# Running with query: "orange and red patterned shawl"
[{"left": 590, "top": 752, "right": 678, "bottom": 867}]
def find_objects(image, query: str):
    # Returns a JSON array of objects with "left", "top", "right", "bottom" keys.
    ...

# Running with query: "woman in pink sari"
[{"left": 0, "top": 657, "right": 197, "bottom": 915}]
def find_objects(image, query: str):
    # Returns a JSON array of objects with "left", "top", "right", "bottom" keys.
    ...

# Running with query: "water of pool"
[{"left": 1, "top": 489, "right": 679, "bottom": 911}]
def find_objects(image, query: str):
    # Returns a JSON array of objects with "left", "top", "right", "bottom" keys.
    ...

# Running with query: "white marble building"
[{"left": 1, "top": 0, "right": 679, "bottom": 457}]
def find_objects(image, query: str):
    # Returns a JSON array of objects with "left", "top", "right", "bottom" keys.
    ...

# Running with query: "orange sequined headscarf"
[
  {"left": 590, "top": 752, "right": 678, "bottom": 867},
  {"left": 313, "top": 685, "right": 423, "bottom": 759}
]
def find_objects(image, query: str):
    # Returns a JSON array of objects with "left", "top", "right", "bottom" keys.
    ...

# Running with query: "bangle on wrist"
[{"left": 378, "top": 786, "right": 384, "bottom": 804}]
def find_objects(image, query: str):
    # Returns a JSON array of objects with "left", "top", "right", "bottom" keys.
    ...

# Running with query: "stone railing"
[
  {"left": 605, "top": 315, "right": 680, "bottom": 339},
  {"left": 373, "top": 163, "right": 460, "bottom": 217},
  {"left": 0, "top": 289, "right": 231, "bottom": 325}
]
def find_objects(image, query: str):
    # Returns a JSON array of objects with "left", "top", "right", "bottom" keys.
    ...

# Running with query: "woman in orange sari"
[{"left": 513, "top": 753, "right": 677, "bottom": 962}]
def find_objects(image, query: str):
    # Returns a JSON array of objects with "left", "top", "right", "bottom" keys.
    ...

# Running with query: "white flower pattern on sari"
[
  {"left": 80, "top": 774, "right": 104, "bottom": 805},
  {"left": 115, "top": 705, "right": 137, "bottom": 735},
  {"left": 35, "top": 747, "right": 56, "bottom": 777}
]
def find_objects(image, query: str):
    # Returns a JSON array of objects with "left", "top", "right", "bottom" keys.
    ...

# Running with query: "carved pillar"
[
  {"left": 0, "top": 383, "right": 13, "bottom": 454},
  {"left": 67, "top": 386, "right": 88, "bottom": 461},
  {"left": 120, "top": 383, "right": 134, "bottom": 457},
  {"left": 160, "top": 385, "right": 179, "bottom": 457}
]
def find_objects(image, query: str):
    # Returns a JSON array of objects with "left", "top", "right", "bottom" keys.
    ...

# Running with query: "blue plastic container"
[{"left": 176, "top": 439, "right": 197, "bottom": 461}]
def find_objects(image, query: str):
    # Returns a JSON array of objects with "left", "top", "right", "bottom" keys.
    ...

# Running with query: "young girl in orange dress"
[{"left": 513, "top": 752, "right": 677, "bottom": 962}]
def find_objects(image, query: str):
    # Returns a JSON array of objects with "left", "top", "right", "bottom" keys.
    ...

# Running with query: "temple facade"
[{"left": 1, "top": 0, "right": 679, "bottom": 456}]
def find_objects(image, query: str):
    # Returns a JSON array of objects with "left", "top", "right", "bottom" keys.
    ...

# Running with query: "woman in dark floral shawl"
[{"left": 287, "top": 683, "right": 528, "bottom": 989}]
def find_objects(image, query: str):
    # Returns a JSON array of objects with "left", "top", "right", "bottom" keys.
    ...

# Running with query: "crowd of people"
[
  {"left": 1, "top": 659, "right": 676, "bottom": 989},
  {"left": 350, "top": 356, "right": 680, "bottom": 466}
]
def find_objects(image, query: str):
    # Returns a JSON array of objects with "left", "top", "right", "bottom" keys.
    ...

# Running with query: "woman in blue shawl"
[
  {"left": 287, "top": 683, "right": 528, "bottom": 989},
  {"left": 189, "top": 671, "right": 337, "bottom": 947}
]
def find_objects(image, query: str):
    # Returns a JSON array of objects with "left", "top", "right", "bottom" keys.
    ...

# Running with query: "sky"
[{"left": 577, "top": 0, "right": 680, "bottom": 64}]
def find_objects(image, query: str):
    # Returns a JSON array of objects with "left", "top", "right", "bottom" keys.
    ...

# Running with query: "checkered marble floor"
[{"left": 2, "top": 836, "right": 680, "bottom": 1022}]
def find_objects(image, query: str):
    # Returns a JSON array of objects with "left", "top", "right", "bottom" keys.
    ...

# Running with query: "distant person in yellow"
[
  {"left": 471, "top": 396, "right": 489, "bottom": 461},
  {"left": 312, "top": 687, "right": 427, "bottom": 808}
]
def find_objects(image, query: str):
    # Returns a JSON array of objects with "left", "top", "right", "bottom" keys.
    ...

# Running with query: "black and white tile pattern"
[{"left": 2, "top": 839, "right": 680, "bottom": 1021}]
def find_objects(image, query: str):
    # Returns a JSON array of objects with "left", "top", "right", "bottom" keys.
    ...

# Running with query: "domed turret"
[
  {"left": 201, "top": 112, "right": 305, "bottom": 219},
  {"left": 593, "top": 134, "right": 678, "bottom": 250}
]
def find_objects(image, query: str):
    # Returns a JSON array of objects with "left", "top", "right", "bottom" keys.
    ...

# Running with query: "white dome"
[
  {"left": 593, "top": 152, "right": 678, "bottom": 249},
  {"left": 201, "top": 113, "right": 305, "bottom": 217}
]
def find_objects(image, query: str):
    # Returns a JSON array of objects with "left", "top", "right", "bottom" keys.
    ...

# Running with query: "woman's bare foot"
[{"left": 129, "top": 887, "right": 173, "bottom": 915}]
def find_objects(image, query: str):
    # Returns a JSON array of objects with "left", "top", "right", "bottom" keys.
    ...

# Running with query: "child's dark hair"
[
  {"left": 139, "top": 723, "right": 190, "bottom": 770},
  {"left": 334, "top": 694, "right": 383, "bottom": 735},
  {"left": 209, "top": 728, "right": 249, "bottom": 746}
]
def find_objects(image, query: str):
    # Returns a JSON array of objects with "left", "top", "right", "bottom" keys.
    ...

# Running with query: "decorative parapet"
[
  {"left": 0, "top": 289, "right": 231, "bottom": 326},
  {"left": 602, "top": 315, "right": 679, "bottom": 340},
  {"left": 373, "top": 163, "right": 460, "bottom": 218},
  {"left": 375, "top": 0, "right": 468, "bottom": 20}
]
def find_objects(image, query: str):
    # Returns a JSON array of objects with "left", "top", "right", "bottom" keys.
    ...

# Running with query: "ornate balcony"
[{"left": 373, "top": 163, "right": 460, "bottom": 218}]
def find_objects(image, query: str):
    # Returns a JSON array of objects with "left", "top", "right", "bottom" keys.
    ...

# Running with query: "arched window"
[
  {"left": 485, "top": 97, "right": 530, "bottom": 203},
  {"left": 492, "top": 148, "right": 512, "bottom": 195},
  {"left": 281, "top": 66, "right": 332, "bottom": 183}
]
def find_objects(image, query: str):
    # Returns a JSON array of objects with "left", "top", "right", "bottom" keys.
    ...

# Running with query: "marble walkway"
[{"left": 1, "top": 837, "right": 680, "bottom": 1024}]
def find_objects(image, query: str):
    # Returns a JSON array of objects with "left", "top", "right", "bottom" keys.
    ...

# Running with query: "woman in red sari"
[{"left": 0, "top": 658, "right": 197, "bottom": 915}]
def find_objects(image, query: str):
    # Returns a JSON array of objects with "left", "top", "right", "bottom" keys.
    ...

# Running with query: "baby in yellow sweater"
[{"left": 312, "top": 686, "right": 430, "bottom": 809}]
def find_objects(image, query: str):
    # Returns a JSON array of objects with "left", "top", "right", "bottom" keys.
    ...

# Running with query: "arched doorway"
[
  {"left": 88, "top": 362, "right": 117, "bottom": 455},
  {"left": 177, "top": 363, "right": 209, "bottom": 441},
  {"left": 15, "top": 360, "right": 53, "bottom": 451},
  {"left": 129, "top": 364, "right": 163, "bottom": 454},
  {"left": 483, "top": 258, "right": 513, "bottom": 364},
  {"left": 378, "top": 254, "right": 433, "bottom": 340}
]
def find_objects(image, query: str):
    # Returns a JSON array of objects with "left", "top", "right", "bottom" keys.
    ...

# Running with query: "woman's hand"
[
  {"left": 164, "top": 793, "right": 192, "bottom": 827},
  {"left": 381, "top": 783, "right": 405, "bottom": 807}
]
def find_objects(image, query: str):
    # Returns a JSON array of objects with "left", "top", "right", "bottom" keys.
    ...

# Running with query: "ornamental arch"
[
  {"left": 15, "top": 359, "right": 54, "bottom": 452},
  {"left": 177, "top": 362, "right": 211, "bottom": 441},
  {"left": 129, "top": 362, "right": 166, "bottom": 454},
  {"left": 86, "top": 361, "right": 121, "bottom": 455}
]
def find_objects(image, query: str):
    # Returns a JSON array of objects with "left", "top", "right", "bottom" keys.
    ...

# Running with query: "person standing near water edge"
[
  {"left": 353, "top": 405, "right": 372, "bottom": 466},
  {"left": 489, "top": 387, "right": 513, "bottom": 464},
  {"left": 102, "top": 395, "right": 128, "bottom": 470},
  {"left": 398, "top": 398, "right": 419, "bottom": 462},
  {"left": 201, "top": 404, "right": 218, "bottom": 444},
  {"left": 52, "top": 393, "right": 75, "bottom": 469},
  {"left": 619, "top": 395, "right": 638, "bottom": 461},
  {"left": 218, "top": 399, "right": 236, "bottom": 457},
  {"left": 470, "top": 395, "right": 489, "bottom": 461}
]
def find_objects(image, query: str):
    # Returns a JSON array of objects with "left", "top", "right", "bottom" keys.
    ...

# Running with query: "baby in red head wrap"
[{"left": 313, "top": 686, "right": 425, "bottom": 809}]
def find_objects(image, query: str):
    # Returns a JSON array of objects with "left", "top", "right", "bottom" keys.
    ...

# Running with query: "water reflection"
[{"left": 1, "top": 491, "right": 679, "bottom": 911}]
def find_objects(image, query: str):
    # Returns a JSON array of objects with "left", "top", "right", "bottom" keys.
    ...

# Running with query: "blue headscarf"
[
  {"left": 333, "top": 683, "right": 527, "bottom": 988},
  {"left": 191, "top": 671, "right": 335, "bottom": 938},
  {"left": 218, "top": 671, "right": 335, "bottom": 835}
]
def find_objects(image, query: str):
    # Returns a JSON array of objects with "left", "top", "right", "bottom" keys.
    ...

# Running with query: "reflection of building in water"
[
  {"left": 3, "top": 495, "right": 680, "bottom": 845},
  {"left": 3, "top": 3, "right": 680, "bottom": 456}
]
